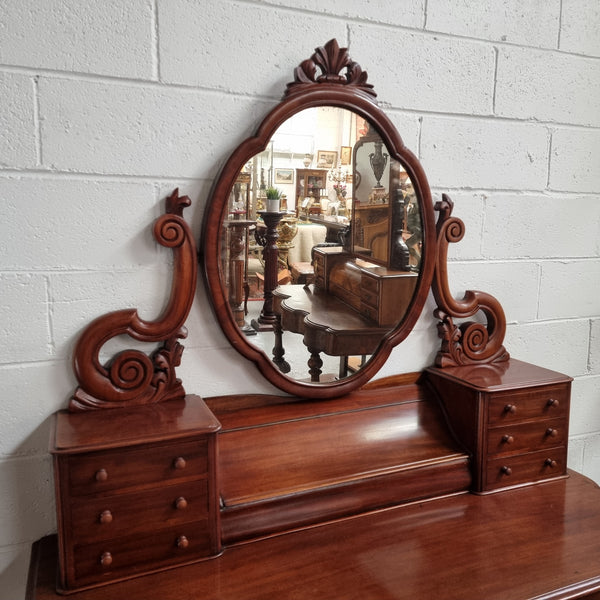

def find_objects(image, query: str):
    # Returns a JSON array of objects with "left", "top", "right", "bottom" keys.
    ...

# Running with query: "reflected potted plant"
[{"left": 265, "top": 187, "right": 282, "bottom": 212}]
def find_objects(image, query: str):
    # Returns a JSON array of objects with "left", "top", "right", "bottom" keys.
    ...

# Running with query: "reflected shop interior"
[{"left": 220, "top": 106, "right": 422, "bottom": 384}]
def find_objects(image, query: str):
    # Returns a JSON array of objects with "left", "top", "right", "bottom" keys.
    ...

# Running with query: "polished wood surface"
[
  {"left": 426, "top": 360, "right": 571, "bottom": 493},
  {"left": 432, "top": 194, "right": 509, "bottom": 368},
  {"left": 28, "top": 472, "right": 600, "bottom": 600},
  {"left": 71, "top": 190, "right": 198, "bottom": 410},
  {"left": 210, "top": 381, "right": 470, "bottom": 543},
  {"left": 51, "top": 397, "right": 221, "bottom": 592}
]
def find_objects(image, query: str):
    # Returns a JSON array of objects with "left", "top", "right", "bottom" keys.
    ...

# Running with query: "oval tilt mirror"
[{"left": 202, "top": 39, "right": 435, "bottom": 398}]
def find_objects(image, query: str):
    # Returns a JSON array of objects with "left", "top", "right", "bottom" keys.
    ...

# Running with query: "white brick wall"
[{"left": 1, "top": 1, "right": 599, "bottom": 597}]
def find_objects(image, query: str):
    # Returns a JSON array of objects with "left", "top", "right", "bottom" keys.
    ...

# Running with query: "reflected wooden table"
[
  {"left": 273, "top": 283, "right": 388, "bottom": 381},
  {"left": 28, "top": 472, "right": 600, "bottom": 600}
]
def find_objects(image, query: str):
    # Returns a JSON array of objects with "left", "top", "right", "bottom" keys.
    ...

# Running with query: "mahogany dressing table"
[{"left": 27, "top": 40, "right": 600, "bottom": 600}]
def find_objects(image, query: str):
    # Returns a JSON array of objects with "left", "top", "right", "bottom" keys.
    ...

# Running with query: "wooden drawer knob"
[
  {"left": 99, "top": 552, "right": 112, "bottom": 567},
  {"left": 501, "top": 435, "right": 514, "bottom": 444},
  {"left": 546, "top": 428, "right": 558, "bottom": 437},
  {"left": 173, "top": 456, "right": 186, "bottom": 470},
  {"left": 501, "top": 466, "right": 512, "bottom": 476},
  {"left": 176, "top": 535, "right": 189, "bottom": 549},
  {"left": 99, "top": 510, "right": 113, "bottom": 524},
  {"left": 547, "top": 398, "right": 559, "bottom": 408},
  {"left": 175, "top": 496, "right": 188, "bottom": 510},
  {"left": 545, "top": 458, "right": 558, "bottom": 468},
  {"left": 503, "top": 404, "right": 517, "bottom": 415},
  {"left": 95, "top": 468, "right": 108, "bottom": 482}
]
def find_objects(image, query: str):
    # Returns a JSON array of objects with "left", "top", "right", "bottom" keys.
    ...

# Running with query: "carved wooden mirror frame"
[{"left": 67, "top": 39, "right": 508, "bottom": 410}]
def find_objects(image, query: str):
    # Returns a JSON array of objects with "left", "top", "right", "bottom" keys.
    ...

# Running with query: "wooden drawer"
[
  {"left": 362, "top": 304, "right": 379, "bottom": 323},
  {"left": 72, "top": 521, "right": 212, "bottom": 587},
  {"left": 361, "top": 275, "right": 379, "bottom": 295},
  {"left": 486, "top": 418, "right": 567, "bottom": 457},
  {"left": 485, "top": 447, "right": 567, "bottom": 490},
  {"left": 67, "top": 439, "right": 208, "bottom": 496},
  {"left": 487, "top": 384, "right": 569, "bottom": 426},
  {"left": 69, "top": 480, "right": 208, "bottom": 544},
  {"left": 361, "top": 288, "right": 379, "bottom": 309}
]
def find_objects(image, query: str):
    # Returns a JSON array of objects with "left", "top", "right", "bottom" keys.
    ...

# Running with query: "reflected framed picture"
[
  {"left": 340, "top": 146, "right": 352, "bottom": 165},
  {"left": 274, "top": 168, "right": 294, "bottom": 184},
  {"left": 316, "top": 150, "right": 338, "bottom": 169}
]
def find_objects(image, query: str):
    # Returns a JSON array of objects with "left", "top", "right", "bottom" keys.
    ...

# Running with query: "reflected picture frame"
[
  {"left": 274, "top": 168, "right": 294, "bottom": 184},
  {"left": 340, "top": 146, "right": 352, "bottom": 165},
  {"left": 316, "top": 150, "right": 338, "bottom": 169}
]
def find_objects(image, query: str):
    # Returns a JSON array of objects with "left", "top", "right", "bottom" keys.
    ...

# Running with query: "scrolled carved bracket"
[
  {"left": 70, "top": 189, "right": 197, "bottom": 411},
  {"left": 432, "top": 194, "right": 509, "bottom": 368},
  {"left": 285, "top": 39, "right": 376, "bottom": 99}
]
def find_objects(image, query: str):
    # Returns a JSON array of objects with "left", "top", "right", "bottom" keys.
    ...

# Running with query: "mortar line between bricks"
[
  {"left": 229, "top": 0, "right": 600, "bottom": 61},
  {"left": 32, "top": 76, "right": 42, "bottom": 167},
  {"left": 151, "top": 0, "right": 161, "bottom": 81},
  {"left": 492, "top": 46, "right": 499, "bottom": 115},
  {"left": 3, "top": 64, "right": 599, "bottom": 131},
  {"left": 557, "top": 0, "right": 564, "bottom": 49},
  {"left": 0, "top": 169, "right": 598, "bottom": 198}
]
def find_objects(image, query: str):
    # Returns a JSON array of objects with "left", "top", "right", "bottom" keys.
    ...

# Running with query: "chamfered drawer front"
[
  {"left": 70, "top": 480, "right": 208, "bottom": 544},
  {"left": 486, "top": 418, "right": 567, "bottom": 457},
  {"left": 487, "top": 384, "right": 569, "bottom": 426},
  {"left": 71, "top": 521, "right": 212, "bottom": 587},
  {"left": 485, "top": 447, "right": 566, "bottom": 490},
  {"left": 67, "top": 439, "right": 208, "bottom": 496}
]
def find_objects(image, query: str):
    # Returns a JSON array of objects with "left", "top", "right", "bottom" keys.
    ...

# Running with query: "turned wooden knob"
[
  {"left": 504, "top": 404, "right": 517, "bottom": 415},
  {"left": 501, "top": 466, "right": 513, "bottom": 476},
  {"left": 546, "top": 428, "right": 558, "bottom": 437},
  {"left": 99, "top": 510, "right": 113, "bottom": 524},
  {"left": 173, "top": 456, "right": 186, "bottom": 470},
  {"left": 545, "top": 458, "right": 558, "bottom": 468},
  {"left": 99, "top": 552, "right": 112, "bottom": 567},
  {"left": 95, "top": 468, "right": 108, "bottom": 482},
  {"left": 501, "top": 435, "right": 514, "bottom": 444},
  {"left": 176, "top": 536, "right": 189, "bottom": 549},
  {"left": 547, "top": 398, "right": 559, "bottom": 408},
  {"left": 175, "top": 497, "right": 188, "bottom": 510}
]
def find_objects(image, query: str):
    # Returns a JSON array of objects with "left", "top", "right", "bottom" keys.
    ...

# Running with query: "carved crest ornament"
[{"left": 69, "top": 40, "right": 508, "bottom": 410}]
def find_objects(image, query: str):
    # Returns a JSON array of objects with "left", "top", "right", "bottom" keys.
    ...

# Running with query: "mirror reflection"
[{"left": 220, "top": 107, "right": 422, "bottom": 383}]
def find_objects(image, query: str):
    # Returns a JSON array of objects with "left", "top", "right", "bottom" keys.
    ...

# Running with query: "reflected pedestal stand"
[
  {"left": 251, "top": 211, "right": 285, "bottom": 333},
  {"left": 226, "top": 217, "right": 256, "bottom": 337}
]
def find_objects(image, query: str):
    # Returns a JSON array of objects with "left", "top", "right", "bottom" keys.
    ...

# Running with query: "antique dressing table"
[{"left": 27, "top": 40, "right": 600, "bottom": 600}]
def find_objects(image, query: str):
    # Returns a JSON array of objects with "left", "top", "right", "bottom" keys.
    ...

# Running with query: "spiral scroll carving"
[
  {"left": 432, "top": 194, "right": 509, "bottom": 368},
  {"left": 69, "top": 189, "right": 197, "bottom": 411},
  {"left": 285, "top": 39, "right": 376, "bottom": 99}
]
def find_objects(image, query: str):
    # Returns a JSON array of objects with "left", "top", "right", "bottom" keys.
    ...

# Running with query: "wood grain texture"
[{"left": 28, "top": 472, "right": 600, "bottom": 600}]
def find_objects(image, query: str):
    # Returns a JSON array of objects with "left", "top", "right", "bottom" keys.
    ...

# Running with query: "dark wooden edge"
[
  {"left": 431, "top": 194, "right": 509, "bottom": 367},
  {"left": 69, "top": 189, "right": 197, "bottom": 410},
  {"left": 201, "top": 39, "right": 437, "bottom": 399}
]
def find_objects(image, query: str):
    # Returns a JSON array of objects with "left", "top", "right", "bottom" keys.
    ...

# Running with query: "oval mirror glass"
[{"left": 202, "top": 40, "right": 435, "bottom": 399}]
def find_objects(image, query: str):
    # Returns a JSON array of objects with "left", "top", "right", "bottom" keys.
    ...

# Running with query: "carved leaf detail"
[{"left": 286, "top": 39, "right": 376, "bottom": 98}]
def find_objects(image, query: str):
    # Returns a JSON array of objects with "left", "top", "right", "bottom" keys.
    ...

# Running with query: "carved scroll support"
[
  {"left": 432, "top": 194, "right": 509, "bottom": 368},
  {"left": 70, "top": 189, "right": 197, "bottom": 411}
]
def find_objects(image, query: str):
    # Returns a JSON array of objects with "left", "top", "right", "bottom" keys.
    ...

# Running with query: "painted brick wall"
[{"left": 1, "top": 1, "right": 598, "bottom": 597}]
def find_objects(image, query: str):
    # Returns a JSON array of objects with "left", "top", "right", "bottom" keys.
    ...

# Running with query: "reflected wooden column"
[
  {"left": 251, "top": 210, "right": 285, "bottom": 332},
  {"left": 226, "top": 216, "right": 255, "bottom": 336}
]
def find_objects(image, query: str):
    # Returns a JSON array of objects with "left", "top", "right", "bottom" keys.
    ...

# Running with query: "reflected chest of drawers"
[
  {"left": 51, "top": 396, "right": 221, "bottom": 592},
  {"left": 426, "top": 359, "right": 571, "bottom": 493}
]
